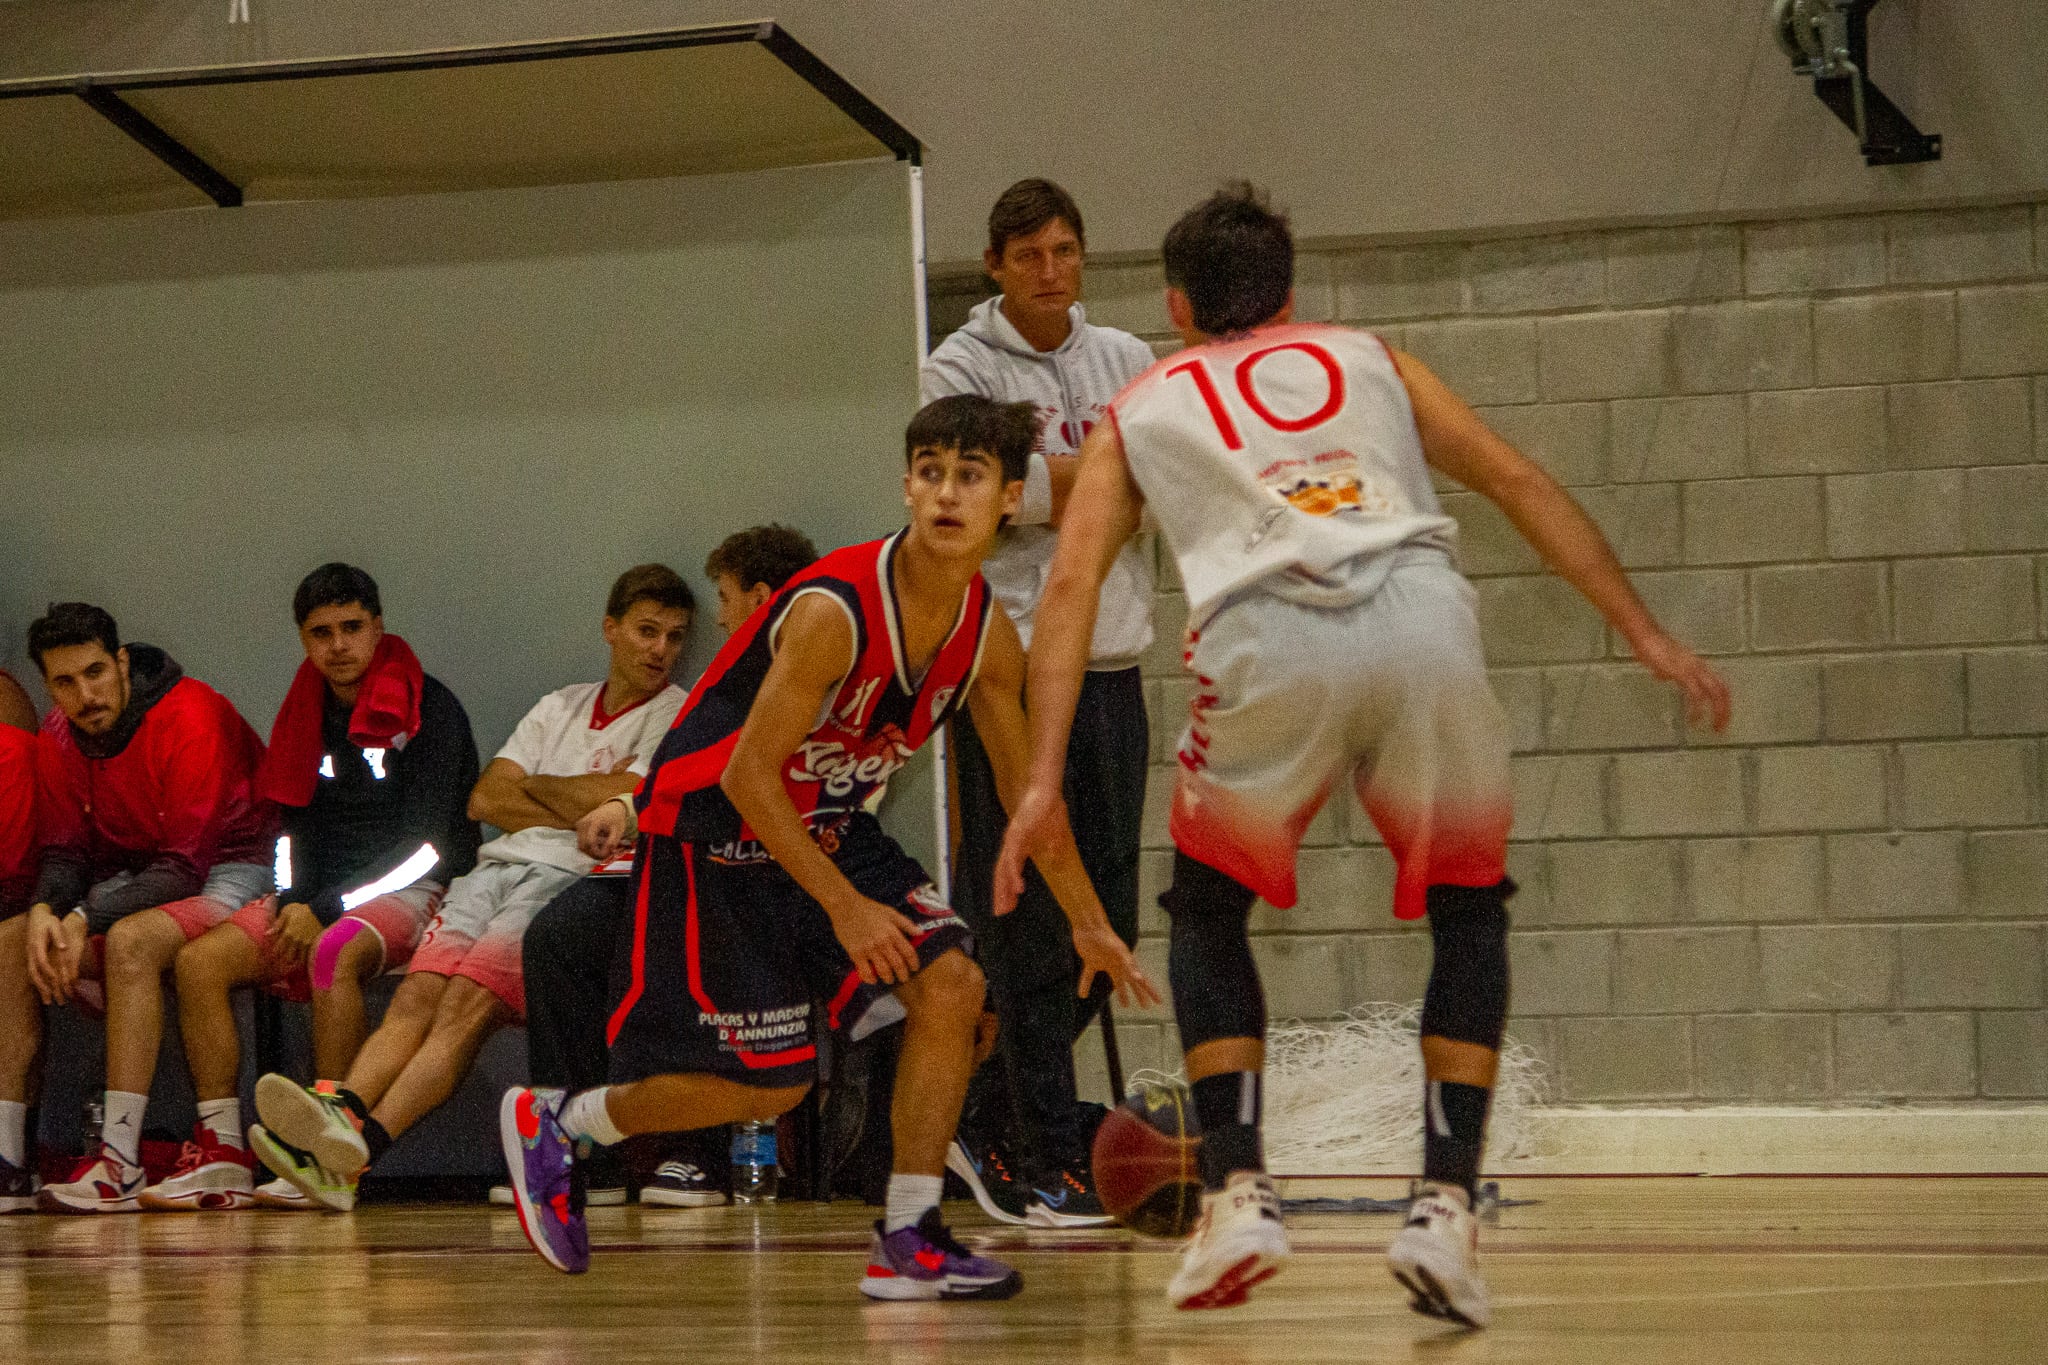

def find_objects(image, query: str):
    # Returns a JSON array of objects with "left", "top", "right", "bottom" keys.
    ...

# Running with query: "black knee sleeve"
[
  {"left": 1162, "top": 852, "right": 1265, "bottom": 1051},
  {"left": 1420, "top": 879, "right": 1514, "bottom": 1050}
]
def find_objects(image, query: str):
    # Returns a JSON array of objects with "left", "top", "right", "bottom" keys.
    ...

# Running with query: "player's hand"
[
  {"left": 27, "top": 903, "right": 85, "bottom": 1006},
  {"left": 830, "top": 895, "right": 922, "bottom": 987},
  {"left": 577, "top": 799, "right": 632, "bottom": 861},
  {"left": 1631, "top": 630, "right": 1732, "bottom": 732},
  {"left": 993, "top": 785, "right": 1069, "bottom": 916},
  {"left": 267, "top": 901, "right": 322, "bottom": 970},
  {"left": 1073, "top": 922, "right": 1161, "bottom": 1010}
]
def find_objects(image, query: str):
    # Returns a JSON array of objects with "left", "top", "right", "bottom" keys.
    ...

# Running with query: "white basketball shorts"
[{"left": 1169, "top": 549, "right": 1512, "bottom": 919}]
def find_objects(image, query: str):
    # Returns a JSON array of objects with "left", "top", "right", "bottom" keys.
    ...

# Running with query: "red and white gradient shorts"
[
  {"left": 409, "top": 859, "right": 581, "bottom": 1020},
  {"left": 81, "top": 859, "right": 273, "bottom": 969},
  {"left": 225, "top": 881, "right": 443, "bottom": 1002},
  {"left": 1171, "top": 550, "right": 1512, "bottom": 920}
]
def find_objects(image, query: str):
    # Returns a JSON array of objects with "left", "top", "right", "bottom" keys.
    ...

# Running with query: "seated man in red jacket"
[
  {"left": 0, "top": 719, "right": 48, "bottom": 1210},
  {"left": 6, "top": 603, "right": 275, "bottom": 1213}
]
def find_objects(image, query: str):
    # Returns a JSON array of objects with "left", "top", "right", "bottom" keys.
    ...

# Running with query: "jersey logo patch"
[{"left": 787, "top": 724, "right": 913, "bottom": 799}]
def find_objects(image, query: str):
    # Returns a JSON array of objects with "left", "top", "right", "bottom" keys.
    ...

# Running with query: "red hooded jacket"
[
  {"left": 0, "top": 724, "right": 44, "bottom": 920},
  {"left": 34, "top": 645, "right": 274, "bottom": 932}
]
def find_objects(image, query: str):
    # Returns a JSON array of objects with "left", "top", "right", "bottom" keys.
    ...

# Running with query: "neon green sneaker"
[{"left": 249, "top": 1124, "right": 359, "bottom": 1213}]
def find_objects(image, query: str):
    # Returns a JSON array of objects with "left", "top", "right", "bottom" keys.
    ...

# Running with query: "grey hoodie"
[{"left": 921, "top": 297, "right": 1158, "bottom": 667}]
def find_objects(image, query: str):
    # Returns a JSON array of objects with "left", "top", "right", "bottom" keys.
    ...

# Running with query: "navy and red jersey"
[{"left": 637, "top": 529, "right": 993, "bottom": 846}]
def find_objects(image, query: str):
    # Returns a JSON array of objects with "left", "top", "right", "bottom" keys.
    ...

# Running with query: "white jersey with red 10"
[{"left": 1109, "top": 322, "right": 1457, "bottom": 625}]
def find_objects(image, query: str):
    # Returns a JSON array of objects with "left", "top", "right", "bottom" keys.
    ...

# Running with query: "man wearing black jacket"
[{"left": 149, "top": 564, "right": 480, "bottom": 1211}]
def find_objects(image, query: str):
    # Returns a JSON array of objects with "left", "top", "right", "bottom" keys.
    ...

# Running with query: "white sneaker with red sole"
[
  {"left": 1166, "top": 1171, "right": 1290, "bottom": 1310},
  {"left": 1387, "top": 1183, "right": 1492, "bottom": 1328},
  {"left": 139, "top": 1127, "right": 258, "bottom": 1211}
]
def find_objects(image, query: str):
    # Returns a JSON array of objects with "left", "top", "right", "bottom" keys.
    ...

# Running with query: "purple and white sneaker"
[
  {"left": 859, "top": 1208, "right": 1023, "bottom": 1301},
  {"left": 499, "top": 1087, "right": 588, "bottom": 1275}
]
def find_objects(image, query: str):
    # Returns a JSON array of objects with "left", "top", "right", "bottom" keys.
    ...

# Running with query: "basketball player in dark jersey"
[{"left": 500, "top": 395, "right": 1159, "bottom": 1296}]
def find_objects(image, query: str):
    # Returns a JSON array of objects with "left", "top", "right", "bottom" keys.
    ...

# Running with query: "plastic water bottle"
[{"left": 731, "top": 1120, "right": 779, "bottom": 1204}]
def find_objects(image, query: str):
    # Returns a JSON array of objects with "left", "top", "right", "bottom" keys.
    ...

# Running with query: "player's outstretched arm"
[
  {"left": 968, "top": 613, "right": 1160, "bottom": 1008},
  {"left": 1393, "top": 347, "right": 1732, "bottom": 732},
  {"left": 994, "top": 420, "right": 1147, "bottom": 912},
  {"left": 721, "top": 595, "right": 922, "bottom": 987}
]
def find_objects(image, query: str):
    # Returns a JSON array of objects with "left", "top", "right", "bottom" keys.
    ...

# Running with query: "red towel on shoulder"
[{"left": 259, "top": 634, "right": 425, "bottom": 807}]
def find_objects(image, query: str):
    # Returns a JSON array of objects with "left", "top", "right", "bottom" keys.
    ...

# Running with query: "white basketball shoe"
[
  {"left": 1387, "top": 1182, "right": 1492, "bottom": 1328},
  {"left": 1166, "top": 1171, "right": 1290, "bottom": 1310}
]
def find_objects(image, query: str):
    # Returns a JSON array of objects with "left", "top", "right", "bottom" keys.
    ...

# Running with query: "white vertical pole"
[{"left": 908, "top": 160, "right": 952, "bottom": 903}]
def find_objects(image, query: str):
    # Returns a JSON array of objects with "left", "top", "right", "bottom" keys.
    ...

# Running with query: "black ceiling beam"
[
  {"left": 75, "top": 84, "right": 242, "bottom": 207},
  {"left": 756, "top": 23, "right": 920, "bottom": 164},
  {"left": 0, "top": 24, "right": 921, "bottom": 210}
]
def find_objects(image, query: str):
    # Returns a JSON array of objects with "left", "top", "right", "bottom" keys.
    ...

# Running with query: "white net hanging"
[{"left": 1130, "top": 1004, "right": 1552, "bottom": 1176}]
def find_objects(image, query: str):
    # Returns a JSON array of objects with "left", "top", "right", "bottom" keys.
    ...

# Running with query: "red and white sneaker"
[
  {"left": 1166, "top": 1171, "right": 1290, "bottom": 1310},
  {"left": 139, "top": 1127, "right": 258, "bottom": 1211},
  {"left": 39, "top": 1147, "right": 146, "bottom": 1214},
  {"left": 1387, "top": 1182, "right": 1492, "bottom": 1328}
]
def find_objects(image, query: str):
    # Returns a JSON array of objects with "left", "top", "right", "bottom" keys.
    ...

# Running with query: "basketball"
[{"left": 1091, "top": 1080, "right": 1204, "bottom": 1238}]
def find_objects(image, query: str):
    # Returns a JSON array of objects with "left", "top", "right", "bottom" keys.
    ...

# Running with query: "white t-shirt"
[
  {"left": 1112, "top": 321, "right": 1458, "bottom": 627},
  {"left": 478, "top": 679, "right": 686, "bottom": 874}
]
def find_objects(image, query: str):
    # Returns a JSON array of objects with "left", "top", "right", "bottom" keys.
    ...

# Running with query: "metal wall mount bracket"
[{"left": 1772, "top": 0, "right": 1941, "bottom": 166}]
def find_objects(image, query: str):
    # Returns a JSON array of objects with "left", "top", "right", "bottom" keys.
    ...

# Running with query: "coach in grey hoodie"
[{"left": 920, "top": 178, "right": 1156, "bottom": 1226}]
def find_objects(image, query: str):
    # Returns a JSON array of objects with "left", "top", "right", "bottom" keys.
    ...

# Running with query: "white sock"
[
  {"left": 0, "top": 1100, "right": 25, "bottom": 1168},
  {"left": 558, "top": 1088, "right": 625, "bottom": 1147},
  {"left": 103, "top": 1090, "right": 147, "bottom": 1168},
  {"left": 884, "top": 1173, "right": 945, "bottom": 1234},
  {"left": 197, "top": 1098, "right": 243, "bottom": 1150}
]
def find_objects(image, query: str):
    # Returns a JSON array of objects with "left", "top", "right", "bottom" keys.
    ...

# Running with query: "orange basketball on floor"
[{"left": 1091, "top": 1081, "right": 1203, "bottom": 1238}]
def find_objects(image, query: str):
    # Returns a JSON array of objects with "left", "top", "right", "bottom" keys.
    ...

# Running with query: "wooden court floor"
[{"left": 1, "top": 1177, "right": 2042, "bottom": 1364}]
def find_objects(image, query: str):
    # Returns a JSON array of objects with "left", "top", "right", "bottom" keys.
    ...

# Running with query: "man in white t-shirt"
[{"left": 247, "top": 565, "right": 694, "bottom": 1209}]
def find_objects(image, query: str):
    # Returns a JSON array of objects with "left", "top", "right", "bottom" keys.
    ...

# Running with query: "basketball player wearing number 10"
[{"left": 998, "top": 185, "right": 1731, "bottom": 1323}]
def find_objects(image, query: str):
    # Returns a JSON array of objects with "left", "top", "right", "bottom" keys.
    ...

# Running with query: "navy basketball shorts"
[{"left": 604, "top": 813, "right": 975, "bottom": 1089}]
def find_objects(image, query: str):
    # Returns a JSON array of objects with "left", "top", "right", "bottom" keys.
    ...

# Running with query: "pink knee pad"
[{"left": 311, "top": 918, "right": 373, "bottom": 992}]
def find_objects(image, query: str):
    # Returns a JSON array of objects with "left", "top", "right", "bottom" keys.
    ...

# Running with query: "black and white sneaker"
[
  {"left": 1024, "top": 1164, "right": 1115, "bottom": 1228},
  {"left": 0, "top": 1153, "right": 38, "bottom": 1213},
  {"left": 945, "top": 1138, "right": 1029, "bottom": 1226},
  {"left": 641, "top": 1160, "right": 728, "bottom": 1208}
]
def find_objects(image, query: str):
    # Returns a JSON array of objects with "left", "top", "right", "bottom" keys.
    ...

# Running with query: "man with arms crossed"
[
  {"left": 7, "top": 603, "right": 274, "bottom": 1213},
  {"left": 252, "top": 566, "right": 691, "bottom": 1208},
  {"left": 999, "top": 186, "right": 1730, "bottom": 1321},
  {"left": 145, "top": 564, "right": 481, "bottom": 1210},
  {"left": 922, "top": 178, "right": 1157, "bottom": 1223},
  {"left": 516, "top": 525, "right": 817, "bottom": 1208},
  {"left": 500, "top": 396, "right": 1157, "bottom": 1297}
]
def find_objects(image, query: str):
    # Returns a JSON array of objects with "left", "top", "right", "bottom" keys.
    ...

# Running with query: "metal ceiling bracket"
[
  {"left": 74, "top": 82, "right": 244, "bottom": 206},
  {"left": 1772, "top": 0, "right": 1941, "bottom": 166}
]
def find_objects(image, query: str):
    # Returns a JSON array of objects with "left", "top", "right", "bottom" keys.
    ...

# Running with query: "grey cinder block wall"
[{"left": 932, "top": 201, "right": 2048, "bottom": 1105}]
